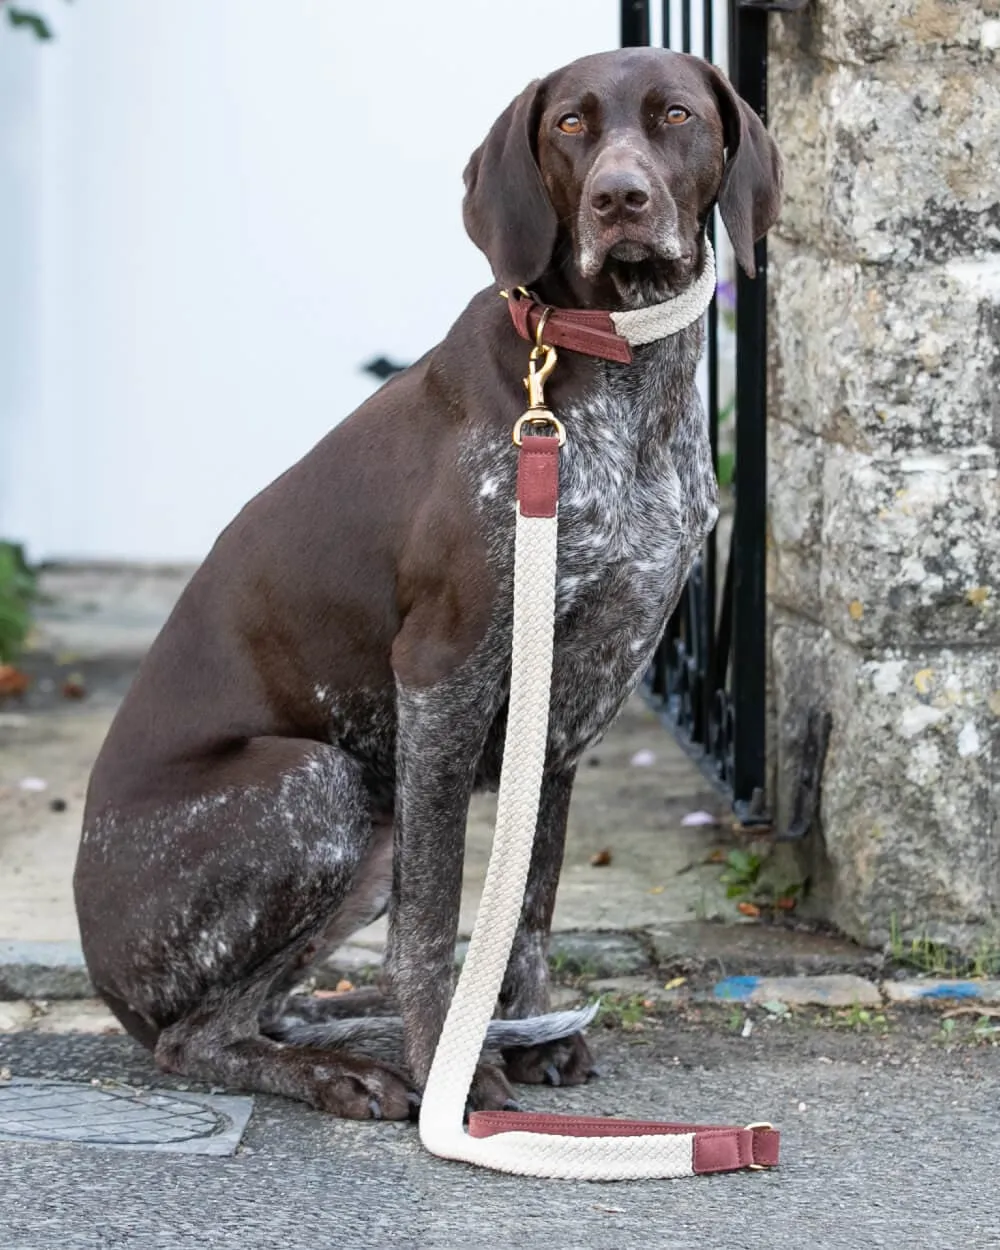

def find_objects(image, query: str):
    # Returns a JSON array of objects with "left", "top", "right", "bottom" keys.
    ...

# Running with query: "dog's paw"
[
  {"left": 312, "top": 1060, "right": 419, "bottom": 1121},
  {"left": 464, "top": 1061, "right": 520, "bottom": 1116},
  {"left": 502, "top": 1031, "right": 597, "bottom": 1087}
]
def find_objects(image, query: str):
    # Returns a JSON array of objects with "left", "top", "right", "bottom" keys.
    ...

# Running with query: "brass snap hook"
[
  {"left": 524, "top": 342, "right": 558, "bottom": 410},
  {"left": 533, "top": 305, "right": 554, "bottom": 351}
]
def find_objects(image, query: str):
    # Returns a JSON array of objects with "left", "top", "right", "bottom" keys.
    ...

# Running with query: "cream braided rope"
[
  {"left": 418, "top": 508, "right": 695, "bottom": 1180},
  {"left": 611, "top": 239, "right": 717, "bottom": 344}
]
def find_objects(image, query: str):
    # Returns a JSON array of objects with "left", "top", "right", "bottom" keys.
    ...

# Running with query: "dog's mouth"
[
  {"left": 607, "top": 240, "right": 655, "bottom": 263},
  {"left": 577, "top": 220, "right": 685, "bottom": 282}
]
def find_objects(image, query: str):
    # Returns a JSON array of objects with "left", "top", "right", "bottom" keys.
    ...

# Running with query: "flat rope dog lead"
[{"left": 419, "top": 245, "right": 779, "bottom": 1179}]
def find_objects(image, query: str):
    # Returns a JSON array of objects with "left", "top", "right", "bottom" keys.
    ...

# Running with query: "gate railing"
[{"left": 623, "top": 0, "right": 788, "bottom": 824}]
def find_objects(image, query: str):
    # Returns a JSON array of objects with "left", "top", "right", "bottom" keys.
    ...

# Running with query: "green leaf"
[
  {"left": 0, "top": 540, "right": 36, "bottom": 662},
  {"left": 726, "top": 849, "right": 758, "bottom": 877},
  {"left": 7, "top": 8, "right": 53, "bottom": 39}
]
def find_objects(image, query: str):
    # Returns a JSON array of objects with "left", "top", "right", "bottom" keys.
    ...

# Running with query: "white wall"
[{"left": 0, "top": 0, "right": 622, "bottom": 561}]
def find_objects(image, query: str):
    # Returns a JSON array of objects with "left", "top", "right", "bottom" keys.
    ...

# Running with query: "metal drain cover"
[{"left": 0, "top": 1078, "right": 254, "bottom": 1155}]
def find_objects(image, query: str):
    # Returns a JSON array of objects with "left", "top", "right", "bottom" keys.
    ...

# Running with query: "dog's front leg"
[
  {"left": 498, "top": 766, "right": 598, "bottom": 1087},
  {"left": 387, "top": 674, "right": 516, "bottom": 1112},
  {"left": 499, "top": 767, "right": 576, "bottom": 1020}
]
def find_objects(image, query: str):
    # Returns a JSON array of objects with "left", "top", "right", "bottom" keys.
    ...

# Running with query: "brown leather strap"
[
  {"left": 516, "top": 435, "right": 560, "bottom": 518},
  {"left": 507, "top": 291, "right": 633, "bottom": 364},
  {"left": 468, "top": 1111, "right": 780, "bottom": 1175}
]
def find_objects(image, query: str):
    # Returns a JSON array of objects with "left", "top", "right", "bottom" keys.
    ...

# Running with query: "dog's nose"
[{"left": 589, "top": 170, "right": 651, "bottom": 222}]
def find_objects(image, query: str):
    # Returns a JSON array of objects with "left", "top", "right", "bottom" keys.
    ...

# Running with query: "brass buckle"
[
  {"left": 512, "top": 411, "right": 566, "bottom": 447},
  {"left": 745, "top": 1122, "right": 775, "bottom": 1171}
]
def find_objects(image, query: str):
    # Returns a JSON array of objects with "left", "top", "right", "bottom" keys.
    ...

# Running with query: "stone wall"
[{"left": 766, "top": 1, "right": 1000, "bottom": 949}]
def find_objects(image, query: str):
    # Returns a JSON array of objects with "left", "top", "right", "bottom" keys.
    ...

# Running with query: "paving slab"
[
  {"left": 712, "top": 974, "right": 882, "bottom": 1008},
  {"left": 883, "top": 979, "right": 1000, "bottom": 1005},
  {"left": 0, "top": 940, "right": 94, "bottom": 999},
  {"left": 648, "top": 920, "right": 884, "bottom": 979}
]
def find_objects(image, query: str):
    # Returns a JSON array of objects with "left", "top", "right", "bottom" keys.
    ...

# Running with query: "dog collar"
[{"left": 505, "top": 239, "right": 717, "bottom": 365}]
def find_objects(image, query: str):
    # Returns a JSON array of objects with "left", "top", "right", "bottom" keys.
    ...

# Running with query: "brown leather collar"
[{"left": 506, "top": 289, "right": 633, "bottom": 364}]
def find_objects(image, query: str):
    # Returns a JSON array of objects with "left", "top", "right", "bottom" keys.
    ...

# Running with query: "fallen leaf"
[
  {"left": 61, "top": 673, "right": 87, "bottom": 700},
  {"left": 663, "top": 977, "right": 687, "bottom": 991},
  {"left": 776, "top": 896, "right": 798, "bottom": 911},
  {"left": 647, "top": 885, "right": 665, "bottom": 894},
  {"left": 590, "top": 848, "right": 613, "bottom": 867},
  {"left": 335, "top": 979, "right": 355, "bottom": 993},
  {"left": 706, "top": 849, "right": 727, "bottom": 864},
  {"left": 737, "top": 901, "right": 761, "bottom": 918},
  {"left": 966, "top": 586, "right": 990, "bottom": 607},
  {"left": 848, "top": 599, "right": 864, "bottom": 621},
  {"left": 681, "top": 809, "right": 718, "bottom": 827},
  {"left": 0, "top": 665, "right": 30, "bottom": 698}
]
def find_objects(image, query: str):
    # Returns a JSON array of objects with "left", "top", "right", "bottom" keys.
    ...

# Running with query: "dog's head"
[{"left": 463, "top": 48, "right": 782, "bottom": 302}]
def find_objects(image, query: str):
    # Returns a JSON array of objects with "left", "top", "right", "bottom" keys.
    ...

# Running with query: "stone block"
[
  {"left": 767, "top": 418, "right": 825, "bottom": 618},
  {"left": 771, "top": 0, "right": 1000, "bottom": 68},
  {"left": 769, "top": 616, "right": 832, "bottom": 842},
  {"left": 769, "top": 245, "right": 1000, "bottom": 456},
  {"left": 820, "top": 640, "right": 1000, "bottom": 947},
  {"left": 770, "top": 60, "right": 1000, "bottom": 263},
  {"left": 821, "top": 445, "right": 999, "bottom": 647}
]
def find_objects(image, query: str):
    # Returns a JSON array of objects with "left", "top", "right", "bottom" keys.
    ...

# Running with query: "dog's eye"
[
  {"left": 557, "top": 114, "right": 584, "bottom": 135},
  {"left": 665, "top": 106, "right": 691, "bottom": 125}
]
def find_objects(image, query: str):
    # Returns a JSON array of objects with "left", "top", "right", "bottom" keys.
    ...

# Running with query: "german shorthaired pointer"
[{"left": 75, "top": 48, "right": 781, "bottom": 1120}]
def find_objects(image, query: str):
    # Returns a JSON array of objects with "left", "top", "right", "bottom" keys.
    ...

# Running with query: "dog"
[{"left": 74, "top": 47, "right": 781, "bottom": 1121}]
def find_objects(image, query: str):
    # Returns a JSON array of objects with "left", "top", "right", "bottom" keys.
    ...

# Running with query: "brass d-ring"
[
  {"left": 534, "top": 306, "right": 554, "bottom": 350},
  {"left": 512, "top": 411, "right": 567, "bottom": 447}
]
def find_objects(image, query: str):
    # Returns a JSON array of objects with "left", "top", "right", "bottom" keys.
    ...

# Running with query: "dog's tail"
[{"left": 268, "top": 1003, "right": 600, "bottom": 1065}]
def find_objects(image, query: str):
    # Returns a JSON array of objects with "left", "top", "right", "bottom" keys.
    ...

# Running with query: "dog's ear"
[
  {"left": 705, "top": 66, "right": 783, "bottom": 278},
  {"left": 462, "top": 79, "right": 557, "bottom": 288}
]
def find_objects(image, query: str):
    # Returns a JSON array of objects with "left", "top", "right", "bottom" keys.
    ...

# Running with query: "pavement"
[
  {"left": 1, "top": 1011, "right": 999, "bottom": 1249},
  {"left": 3, "top": 564, "right": 1000, "bottom": 1248}
]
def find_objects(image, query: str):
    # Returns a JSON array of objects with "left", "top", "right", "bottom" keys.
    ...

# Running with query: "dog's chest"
[{"left": 470, "top": 350, "right": 715, "bottom": 765}]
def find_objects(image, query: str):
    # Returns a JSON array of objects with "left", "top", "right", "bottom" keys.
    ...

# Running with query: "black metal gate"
[{"left": 622, "top": 0, "right": 784, "bottom": 824}]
